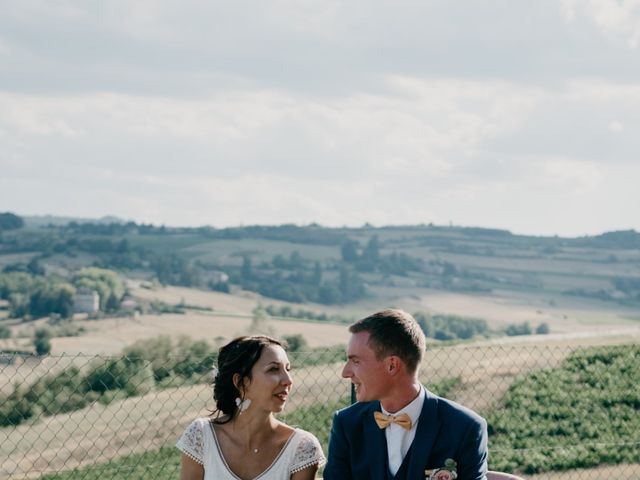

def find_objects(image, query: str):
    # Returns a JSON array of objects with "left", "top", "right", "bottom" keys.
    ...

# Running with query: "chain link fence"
[{"left": 1, "top": 342, "right": 638, "bottom": 479}]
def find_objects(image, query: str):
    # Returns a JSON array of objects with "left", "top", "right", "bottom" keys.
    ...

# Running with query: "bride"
[{"left": 177, "top": 335, "right": 325, "bottom": 480}]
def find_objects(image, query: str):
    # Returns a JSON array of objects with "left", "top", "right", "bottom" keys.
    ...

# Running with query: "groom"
[{"left": 324, "top": 309, "right": 488, "bottom": 479}]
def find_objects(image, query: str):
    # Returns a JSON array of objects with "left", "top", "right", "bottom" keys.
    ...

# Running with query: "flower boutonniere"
[{"left": 425, "top": 458, "right": 458, "bottom": 479}]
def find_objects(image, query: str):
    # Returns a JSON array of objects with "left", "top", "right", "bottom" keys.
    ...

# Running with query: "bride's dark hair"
[{"left": 212, "top": 335, "right": 285, "bottom": 423}]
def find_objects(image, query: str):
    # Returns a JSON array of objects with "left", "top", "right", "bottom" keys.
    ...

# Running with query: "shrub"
[
  {"left": 0, "top": 388, "right": 33, "bottom": 427},
  {"left": 0, "top": 324, "right": 11, "bottom": 339},
  {"left": 33, "top": 327, "right": 52, "bottom": 355},
  {"left": 85, "top": 356, "right": 154, "bottom": 396},
  {"left": 535, "top": 323, "right": 550, "bottom": 334},
  {"left": 25, "top": 368, "right": 96, "bottom": 415},
  {"left": 505, "top": 321, "right": 532, "bottom": 336},
  {"left": 283, "top": 334, "right": 308, "bottom": 352},
  {"left": 414, "top": 312, "right": 489, "bottom": 340},
  {"left": 124, "top": 335, "right": 217, "bottom": 386}
]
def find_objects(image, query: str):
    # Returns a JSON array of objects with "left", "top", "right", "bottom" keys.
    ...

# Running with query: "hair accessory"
[{"left": 235, "top": 397, "right": 251, "bottom": 413}]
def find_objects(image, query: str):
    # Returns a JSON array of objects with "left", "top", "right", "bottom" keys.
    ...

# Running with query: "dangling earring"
[{"left": 235, "top": 397, "right": 251, "bottom": 414}]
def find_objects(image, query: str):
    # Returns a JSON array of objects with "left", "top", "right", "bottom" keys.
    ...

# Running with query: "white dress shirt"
[{"left": 380, "top": 386, "right": 426, "bottom": 475}]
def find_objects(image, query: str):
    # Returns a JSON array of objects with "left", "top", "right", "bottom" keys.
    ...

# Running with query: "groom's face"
[{"left": 342, "top": 331, "right": 389, "bottom": 402}]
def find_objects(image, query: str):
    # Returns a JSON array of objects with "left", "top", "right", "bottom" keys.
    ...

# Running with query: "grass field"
[
  {"left": 1, "top": 361, "right": 349, "bottom": 480},
  {"left": 3, "top": 338, "right": 640, "bottom": 479},
  {"left": 27, "top": 377, "right": 463, "bottom": 480},
  {"left": 37, "top": 447, "right": 180, "bottom": 480}
]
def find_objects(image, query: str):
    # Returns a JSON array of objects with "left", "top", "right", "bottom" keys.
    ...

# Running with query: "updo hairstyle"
[{"left": 212, "top": 335, "right": 285, "bottom": 423}]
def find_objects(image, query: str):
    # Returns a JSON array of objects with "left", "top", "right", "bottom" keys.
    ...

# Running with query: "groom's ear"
[{"left": 386, "top": 356, "right": 401, "bottom": 376}]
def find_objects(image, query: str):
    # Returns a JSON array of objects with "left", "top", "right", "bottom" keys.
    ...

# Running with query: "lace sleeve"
[
  {"left": 176, "top": 418, "right": 206, "bottom": 465},
  {"left": 290, "top": 430, "right": 327, "bottom": 474}
]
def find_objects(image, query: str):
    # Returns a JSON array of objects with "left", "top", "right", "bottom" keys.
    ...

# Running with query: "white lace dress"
[{"left": 176, "top": 418, "right": 326, "bottom": 479}]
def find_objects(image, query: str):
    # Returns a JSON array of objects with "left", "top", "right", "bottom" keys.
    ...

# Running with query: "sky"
[{"left": 1, "top": 0, "right": 639, "bottom": 237}]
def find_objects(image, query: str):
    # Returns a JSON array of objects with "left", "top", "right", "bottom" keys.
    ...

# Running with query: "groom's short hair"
[{"left": 349, "top": 309, "right": 425, "bottom": 374}]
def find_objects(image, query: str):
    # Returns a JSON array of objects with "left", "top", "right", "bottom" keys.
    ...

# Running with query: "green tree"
[
  {"left": 414, "top": 312, "right": 435, "bottom": 338},
  {"left": 27, "top": 257, "right": 44, "bottom": 275},
  {"left": 0, "top": 388, "right": 33, "bottom": 427},
  {"left": 0, "top": 212, "right": 24, "bottom": 230},
  {"left": 8, "top": 292, "right": 29, "bottom": 318},
  {"left": 29, "top": 282, "right": 75, "bottom": 318},
  {"left": 289, "top": 251, "right": 303, "bottom": 269},
  {"left": 272, "top": 255, "right": 287, "bottom": 268},
  {"left": 338, "top": 266, "right": 366, "bottom": 303},
  {"left": 362, "top": 235, "right": 380, "bottom": 262},
  {"left": 85, "top": 356, "right": 154, "bottom": 396},
  {"left": 124, "top": 336, "right": 174, "bottom": 382},
  {"left": 172, "top": 336, "right": 216, "bottom": 379},
  {"left": 283, "top": 334, "right": 308, "bottom": 352},
  {"left": 0, "top": 324, "right": 11, "bottom": 339},
  {"left": 33, "top": 327, "right": 52, "bottom": 355},
  {"left": 241, "top": 256, "right": 253, "bottom": 280},
  {"left": 249, "top": 306, "right": 274, "bottom": 335},
  {"left": 505, "top": 321, "right": 532, "bottom": 336},
  {"left": 0, "top": 272, "right": 38, "bottom": 299},
  {"left": 341, "top": 240, "right": 359, "bottom": 262},
  {"left": 312, "top": 261, "right": 322, "bottom": 286},
  {"left": 535, "top": 323, "right": 550, "bottom": 334}
]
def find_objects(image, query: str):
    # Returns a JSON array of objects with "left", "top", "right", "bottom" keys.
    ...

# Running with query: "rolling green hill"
[{"left": 1, "top": 214, "right": 640, "bottom": 313}]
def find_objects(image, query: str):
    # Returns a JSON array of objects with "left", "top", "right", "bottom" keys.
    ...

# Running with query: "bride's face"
[{"left": 243, "top": 345, "right": 293, "bottom": 413}]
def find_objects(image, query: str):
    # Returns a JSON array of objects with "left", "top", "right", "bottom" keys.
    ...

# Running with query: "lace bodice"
[{"left": 176, "top": 418, "right": 326, "bottom": 479}]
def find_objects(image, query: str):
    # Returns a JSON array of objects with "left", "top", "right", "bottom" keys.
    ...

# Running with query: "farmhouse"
[
  {"left": 73, "top": 288, "right": 100, "bottom": 313},
  {"left": 202, "top": 270, "right": 229, "bottom": 285}
]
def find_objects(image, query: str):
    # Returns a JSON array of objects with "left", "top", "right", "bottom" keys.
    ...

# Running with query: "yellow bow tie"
[{"left": 374, "top": 411, "right": 412, "bottom": 430}]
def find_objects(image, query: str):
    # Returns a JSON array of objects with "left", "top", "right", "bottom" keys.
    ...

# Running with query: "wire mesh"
[{"left": 1, "top": 343, "right": 638, "bottom": 479}]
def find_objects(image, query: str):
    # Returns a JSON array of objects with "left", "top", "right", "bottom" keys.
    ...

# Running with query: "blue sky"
[{"left": 1, "top": 0, "right": 639, "bottom": 236}]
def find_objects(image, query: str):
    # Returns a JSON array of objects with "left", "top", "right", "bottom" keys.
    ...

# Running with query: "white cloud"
[
  {"left": 540, "top": 158, "right": 603, "bottom": 193},
  {"left": 608, "top": 120, "right": 624, "bottom": 132},
  {"left": 0, "top": 75, "right": 541, "bottom": 185},
  {"left": 561, "top": 0, "right": 640, "bottom": 48},
  {"left": 1, "top": 1, "right": 639, "bottom": 236},
  {"left": 0, "top": 94, "right": 81, "bottom": 137},
  {"left": 0, "top": 36, "right": 12, "bottom": 56}
]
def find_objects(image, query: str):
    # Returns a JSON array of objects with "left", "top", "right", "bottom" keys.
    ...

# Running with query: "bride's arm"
[
  {"left": 290, "top": 463, "right": 319, "bottom": 480},
  {"left": 180, "top": 453, "right": 204, "bottom": 480}
]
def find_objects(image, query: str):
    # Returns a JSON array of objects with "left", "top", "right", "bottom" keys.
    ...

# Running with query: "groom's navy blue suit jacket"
[{"left": 323, "top": 388, "right": 488, "bottom": 480}]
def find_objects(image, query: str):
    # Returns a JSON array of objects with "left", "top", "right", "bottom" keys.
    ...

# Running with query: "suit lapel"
[
  {"left": 407, "top": 388, "right": 441, "bottom": 479},
  {"left": 365, "top": 401, "right": 388, "bottom": 480}
]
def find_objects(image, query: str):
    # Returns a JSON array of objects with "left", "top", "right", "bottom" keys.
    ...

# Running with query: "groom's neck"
[{"left": 379, "top": 379, "right": 422, "bottom": 413}]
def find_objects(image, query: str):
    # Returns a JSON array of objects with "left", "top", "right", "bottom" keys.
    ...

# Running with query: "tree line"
[{"left": 0, "top": 268, "right": 124, "bottom": 320}]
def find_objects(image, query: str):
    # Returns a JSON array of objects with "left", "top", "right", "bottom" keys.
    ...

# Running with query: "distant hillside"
[
  {"left": 1, "top": 212, "right": 639, "bottom": 308},
  {"left": 22, "top": 215, "right": 129, "bottom": 228}
]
